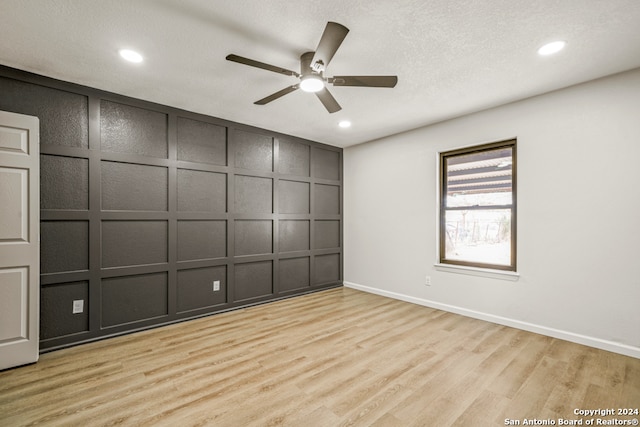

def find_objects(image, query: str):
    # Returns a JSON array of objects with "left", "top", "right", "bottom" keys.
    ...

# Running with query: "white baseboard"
[{"left": 343, "top": 281, "right": 640, "bottom": 359}]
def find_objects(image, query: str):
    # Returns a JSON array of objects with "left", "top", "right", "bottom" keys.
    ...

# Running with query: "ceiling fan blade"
[
  {"left": 226, "top": 54, "right": 300, "bottom": 77},
  {"left": 311, "top": 22, "right": 349, "bottom": 71},
  {"left": 315, "top": 87, "right": 341, "bottom": 113},
  {"left": 254, "top": 84, "right": 300, "bottom": 105},
  {"left": 329, "top": 76, "right": 398, "bottom": 88}
]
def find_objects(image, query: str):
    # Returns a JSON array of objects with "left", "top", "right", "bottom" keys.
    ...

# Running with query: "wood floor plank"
[
  {"left": 621, "top": 358, "right": 640, "bottom": 407},
  {"left": 496, "top": 356, "right": 568, "bottom": 421},
  {"left": 1, "top": 287, "right": 638, "bottom": 426},
  {"left": 486, "top": 332, "right": 554, "bottom": 398},
  {"left": 451, "top": 389, "right": 512, "bottom": 426}
]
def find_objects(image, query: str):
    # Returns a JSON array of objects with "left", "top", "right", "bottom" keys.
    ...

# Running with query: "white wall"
[{"left": 344, "top": 68, "right": 640, "bottom": 358}]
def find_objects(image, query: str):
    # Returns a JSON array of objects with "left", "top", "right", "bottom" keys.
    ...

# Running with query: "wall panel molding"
[{"left": 0, "top": 64, "right": 342, "bottom": 351}]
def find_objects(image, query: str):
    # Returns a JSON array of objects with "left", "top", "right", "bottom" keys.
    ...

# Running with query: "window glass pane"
[
  {"left": 446, "top": 191, "right": 512, "bottom": 208},
  {"left": 443, "top": 209, "right": 511, "bottom": 266},
  {"left": 445, "top": 147, "right": 512, "bottom": 208}
]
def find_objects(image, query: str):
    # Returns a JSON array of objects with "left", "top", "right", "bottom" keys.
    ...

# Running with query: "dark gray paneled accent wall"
[{"left": 0, "top": 65, "right": 342, "bottom": 351}]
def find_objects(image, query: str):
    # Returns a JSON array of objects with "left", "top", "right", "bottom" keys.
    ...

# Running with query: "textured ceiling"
[{"left": 1, "top": 0, "right": 640, "bottom": 148}]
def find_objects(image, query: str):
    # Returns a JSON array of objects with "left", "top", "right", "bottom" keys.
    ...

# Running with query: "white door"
[{"left": 0, "top": 110, "right": 40, "bottom": 370}]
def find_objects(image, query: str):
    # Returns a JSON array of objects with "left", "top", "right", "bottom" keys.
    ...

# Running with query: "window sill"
[{"left": 434, "top": 263, "right": 520, "bottom": 281}]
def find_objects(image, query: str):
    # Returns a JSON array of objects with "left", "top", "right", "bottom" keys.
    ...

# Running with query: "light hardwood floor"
[{"left": 1, "top": 287, "right": 638, "bottom": 426}]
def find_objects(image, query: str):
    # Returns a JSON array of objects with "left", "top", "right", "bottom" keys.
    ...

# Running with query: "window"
[{"left": 439, "top": 140, "right": 516, "bottom": 271}]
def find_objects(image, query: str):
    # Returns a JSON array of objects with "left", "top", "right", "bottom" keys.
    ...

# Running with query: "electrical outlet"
[
  {"left": 425, "top": 276, "right": 431, "bottom": 286},
  {"left": 213, "top": 280, "right": 220, "bottom": 291},
  {"left": 72, "top": 299, "right": 84, "bottom": 314}
]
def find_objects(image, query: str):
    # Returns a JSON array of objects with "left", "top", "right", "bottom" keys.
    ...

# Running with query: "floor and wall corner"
[{"left": 343, "top": 68, "right": 640, "bottom": 360}]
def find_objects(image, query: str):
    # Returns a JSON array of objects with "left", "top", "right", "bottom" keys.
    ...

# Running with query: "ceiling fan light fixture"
[{"left": 300, "top": 75, "right": 324, "bottom": 92}]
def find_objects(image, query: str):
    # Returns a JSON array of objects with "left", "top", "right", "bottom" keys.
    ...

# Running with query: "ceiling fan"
[{"left": 226, "top": 21, "right": 398, "bottom": 113}]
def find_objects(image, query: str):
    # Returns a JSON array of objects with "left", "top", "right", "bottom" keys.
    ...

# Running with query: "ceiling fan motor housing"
[
  {"left": 301, "top": 51, "right": 323, "bottom": 77},
  {"left": 299, "top": 51, "right": 325, "bottom": 92}
]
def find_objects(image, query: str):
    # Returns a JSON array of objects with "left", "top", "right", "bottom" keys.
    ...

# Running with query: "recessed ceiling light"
[
  {"left": 537, "top": 41, "right": 566, "bottom": 56},
  {"left": 119, "top": 49, "right": 144, "bottom": 63},
  {"left": 338, "top": 120, "right": 351, "bottom": 128}
]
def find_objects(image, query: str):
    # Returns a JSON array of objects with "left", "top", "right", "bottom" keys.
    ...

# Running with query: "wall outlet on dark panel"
[
  {"left": 72, "top": 299, "right": 84, "bottom": 314},
  {"left": 213, "top": 280, "right": 220, "bottom": 292}
]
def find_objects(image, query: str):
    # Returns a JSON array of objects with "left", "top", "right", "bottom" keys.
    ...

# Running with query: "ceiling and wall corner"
[{"left": 1, "top": 0, "right": 640, "bottom": 148}]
